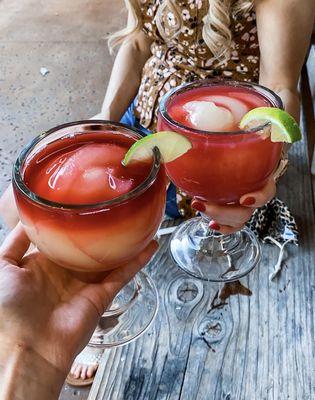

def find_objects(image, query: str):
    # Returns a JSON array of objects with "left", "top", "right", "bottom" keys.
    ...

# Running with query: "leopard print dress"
[
  {"left": 132, "top": 1, "right": 296, "bottom": 243},
  {"left": 135, "top": 0, "right": 260, "bottom": 131},
  {"left": 133, "top": 0, "right": 264, "bottom": 218}
]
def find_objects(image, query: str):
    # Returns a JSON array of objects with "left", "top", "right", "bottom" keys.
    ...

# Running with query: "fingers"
[
  {"left": 191, "top": 177, "right": 277, "bottom": 233},
  {"left": 192, "top": 199, "right": 253, "bottom": 228},
  {"left": 101, "top": 240, "right": 159, "bottom": 302},
  {"left": 240, "top": 176, "right": 276, "bottom": 208},
  {"left": 0, "top": 223, "right": 30, "bottom": 265}
]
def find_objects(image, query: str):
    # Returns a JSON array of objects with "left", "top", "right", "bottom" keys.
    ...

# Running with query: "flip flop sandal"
[{"left": 66, "top": 374, "right": 95, "bottom": 387}]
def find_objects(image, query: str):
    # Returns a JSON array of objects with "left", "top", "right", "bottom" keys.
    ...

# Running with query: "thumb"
[{"left": 101, "top": 240, "right": 159, "bottom": 303}]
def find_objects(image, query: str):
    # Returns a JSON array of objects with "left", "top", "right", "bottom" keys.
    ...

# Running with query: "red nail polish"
[
  {"left": 241, "top": 196, "right": 255, "bottom": 206},
  {"left": 191, "top": 200, "right": 206, "bottom": 213},
  {"left": 209, "top": 221, "right": 220, "bottom": 231}
]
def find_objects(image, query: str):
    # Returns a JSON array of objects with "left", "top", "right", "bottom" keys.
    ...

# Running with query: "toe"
[
  {"left": 70, "top": 362, "right": 79, "bottom": 375},
  {"left": 80, "top": 365, "right": 88, "bottom": 380},
  {"left": 87, "top": 364, "right": 98, "bottom": 378},
  {"left": 73, "top": 364, "right": 83, "bottom": 379}
]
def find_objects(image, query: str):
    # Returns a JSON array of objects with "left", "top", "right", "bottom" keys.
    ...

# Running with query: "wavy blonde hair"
[{"left": 108, "top": 0, "right": 254, "bottom": 64}]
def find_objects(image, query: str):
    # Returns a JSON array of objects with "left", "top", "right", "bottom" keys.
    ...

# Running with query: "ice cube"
[
  {"left": 77, "top": 166, "right": 135, "bottom": 202},
  {"left": 40, "top": 144, "right": 135, "bottom": 203},
  {"left": 184, "top": 101, "right": 235, "bottom": 131},
  {"left": 205, "top": 96, "right": 249, "bottom": 123}
]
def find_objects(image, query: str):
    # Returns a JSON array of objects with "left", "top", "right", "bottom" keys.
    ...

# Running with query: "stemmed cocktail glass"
[{"left": 158, "top": 80, "right": 283, "bottom": 282}]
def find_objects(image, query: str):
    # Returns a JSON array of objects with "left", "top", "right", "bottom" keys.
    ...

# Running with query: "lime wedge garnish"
[
  {"left": 239, "top": 107, "right": 301, "bottom": 143},
  {"left": 122, "top": 131, "right": 192, "bottom": 166}
]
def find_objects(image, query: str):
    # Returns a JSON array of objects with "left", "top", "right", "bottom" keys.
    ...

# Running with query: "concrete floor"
[
  {"left": 0, "top": 1, "right": 124, "bottom": 398},
  {"left": 0, "top": 0, "right": 124, "bottom": 240}
]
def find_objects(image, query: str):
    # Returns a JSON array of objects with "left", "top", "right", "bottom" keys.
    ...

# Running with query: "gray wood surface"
[
  {"left": 59, "top": 385, "right": 90, "bottom": 400},
  {"left": 88, "top": 120, "right": 315, "bottom": 399}
]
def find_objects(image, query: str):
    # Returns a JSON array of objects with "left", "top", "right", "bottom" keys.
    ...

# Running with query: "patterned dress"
[
  {"left": 135, "top": 0, "right": 260, "bottom": 131},
  {"left": 132, "top": 0, "right": 287, "bottom": 218}
]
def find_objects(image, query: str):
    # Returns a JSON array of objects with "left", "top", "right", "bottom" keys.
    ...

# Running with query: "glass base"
[
  {"left": 88, "top": 271, "right": 158, "bottom": 348},
  {"left": 170, "top": 217, "right": 260, "bottom": 282}
]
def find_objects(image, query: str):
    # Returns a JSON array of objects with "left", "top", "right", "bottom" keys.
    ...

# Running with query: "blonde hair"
[{"left": 109, "top": 0, "right": 254, "bottom": 64}]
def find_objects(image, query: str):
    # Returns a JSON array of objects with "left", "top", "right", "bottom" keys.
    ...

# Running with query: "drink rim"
[
  {"left": 13, "top": 120, "right": 161, "bottom": 211},
  {"left": 158, "top": 79, "right": 284, "bottom": 135}
]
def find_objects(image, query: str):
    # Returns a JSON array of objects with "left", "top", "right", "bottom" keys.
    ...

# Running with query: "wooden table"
[{"left": 84, "top": 127, "right": 315, "bottom": 399}]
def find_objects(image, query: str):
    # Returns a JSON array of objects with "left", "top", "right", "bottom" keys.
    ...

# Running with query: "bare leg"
[
  {"left": 0, "top": 185, "right": 20, "bottom": 229},
  {"left": 89, "top": 112, "right": 105, "bottom": 120}
]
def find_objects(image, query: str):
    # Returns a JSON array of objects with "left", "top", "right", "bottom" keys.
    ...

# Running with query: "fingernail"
[
  {"left": 241, "top": 196, "right": 255, "bottom": 206},
  {"left": 209, "top": 221, "right": 220, "bottom": 231},
  {"left": 191, "top": 200, "right": 206, "bottom": 213}
]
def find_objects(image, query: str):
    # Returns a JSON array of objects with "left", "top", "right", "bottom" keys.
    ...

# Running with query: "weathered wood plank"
[
  {"left": 90, "top": 112, "right": 315, "bottom": 399},
  {"left": 59, "top": 384, "right": 90, "bottom": 400}
]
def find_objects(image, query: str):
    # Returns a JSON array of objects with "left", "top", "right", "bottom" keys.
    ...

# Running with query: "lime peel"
[
  {"left": 123, "top": 131, "right": 192, "bottom": 166},
  {"left": 239, "top": 107, "right": 301, "bottom": 143}
]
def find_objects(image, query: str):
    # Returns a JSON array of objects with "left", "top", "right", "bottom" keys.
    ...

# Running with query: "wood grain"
[
  {"left": 59, "top": 384, "right": 90, "bottom": 400},
  {"left": 89, "top": 105, "right": 315, "bottom": 400}
]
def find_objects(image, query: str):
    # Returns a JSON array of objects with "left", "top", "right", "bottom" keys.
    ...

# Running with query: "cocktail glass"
[
  {"left": 158, "top": 80, "right": 283, "bottom": 282},
  {"left": 13, "top": 120, "right": 166, "bottom": 347}
]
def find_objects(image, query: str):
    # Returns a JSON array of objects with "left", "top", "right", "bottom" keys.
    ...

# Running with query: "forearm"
[
  {"left": 101, "top": 33, "right": 152, "bottom": 121},
  {"left": 0, "top": 341, "right": 65, "bottom": 400},
  {"left": 256, "top": 0, "right": 315, "bottom": 122}
]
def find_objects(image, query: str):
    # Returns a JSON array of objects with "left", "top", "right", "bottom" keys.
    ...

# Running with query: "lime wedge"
[
  {"left": 122, "top": 131, "right": 192, "bottom": 166},
  {"left": 239, "top": 107, "right": 301, "bottom": 143}
]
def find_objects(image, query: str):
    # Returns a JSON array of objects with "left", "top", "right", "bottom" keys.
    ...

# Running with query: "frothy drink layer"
[
  {"left": 24, "top": 133, "right": 151, "bottom": 205},
  {"left": 168, "top": 85, "right": 271, "bottom": 131}
]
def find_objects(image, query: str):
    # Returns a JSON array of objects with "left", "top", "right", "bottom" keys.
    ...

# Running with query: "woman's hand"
[
  {"left": 191, "top": 175, "right": 276, "bottom": 234},
  {"left": 0, "top": 224, "right": 158, "bottom": 375}
]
